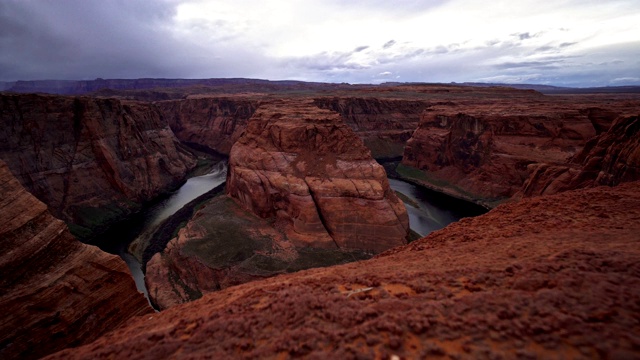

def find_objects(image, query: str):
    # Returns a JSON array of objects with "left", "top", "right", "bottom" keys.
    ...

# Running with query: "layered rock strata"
[
  {"left": 0, "top": 94, "right": 197, "bottom": 239},
  {"left": 400, "top": 102, "right": 624, "bottom": 205},
  {"left": 314, "top": 97, "right": 428, "bottom": 158},
  {"left": 156, "top": 96, "right": 260, "bottom": 155},
  {"left": 48, "top": 180, "right": 640, "bottom": 359},
  {"left": 520, "top": 115, "right": 640, "bottom": 196},
  {"left": 145, "top": 99, "right": 409, "bottom": 309},
  {"left": 0, "top": 160, "right": 152, "bottom": 360},
  {"left": 227, "top": 99, "right": 409, "bottom": 251}
]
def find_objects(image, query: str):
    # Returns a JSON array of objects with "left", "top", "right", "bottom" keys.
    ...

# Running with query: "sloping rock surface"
[
  {"left": 521, "top": 115, "right": 640, "bottom": 196},
  {"left": 0, "top": 94, "right": 196, "bottom": 239},
  {"left": 48, "top": 181, "right": 640, "bottom": 359},
  {"left": 0, "top": 160, "right": 152, "bottom": 360}
]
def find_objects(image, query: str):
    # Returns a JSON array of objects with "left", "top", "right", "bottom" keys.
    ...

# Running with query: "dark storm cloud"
[{"left": 0, "top": 0, "right": 265, "bottom": 81}]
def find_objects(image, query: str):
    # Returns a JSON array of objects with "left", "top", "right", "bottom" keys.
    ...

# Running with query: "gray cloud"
[
  {"left": 383, "top": 40, "right": 397, "bottom": 49},
  {"left": 0, "top": 0, "right": 638, "bottom": 87}
]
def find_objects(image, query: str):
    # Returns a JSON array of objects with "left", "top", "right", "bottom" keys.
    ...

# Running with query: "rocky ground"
[{"left": 47, "top": 180, "right": 640, "bottom": 359}]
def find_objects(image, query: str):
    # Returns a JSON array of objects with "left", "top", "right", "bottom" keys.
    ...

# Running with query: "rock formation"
[
  {"left": 156, "top": 96, "right": 259, "bottom": 155},
  {"left": 227, "top": 99, "right": 409, "bottom": 251},
  {"left": 46, "top": 180, "right": 640, "bottom": 359},
  {"left": 0, "top": 160, "right": 152, "bottom": 360},
  {"left": 314, "top": 97, "right": 428, "bottom": 158},
  {"left": 144, "top": 99, "right": 409, "bottom": 309},
  {"left": 520, "top": 114, "right": 640, "bottom": 196},
  {"left": 400, "top": 96, "right": 639, "bottom": 206},
  {"left": 0, "top": 93, "right": 197, "bottom": 240}
]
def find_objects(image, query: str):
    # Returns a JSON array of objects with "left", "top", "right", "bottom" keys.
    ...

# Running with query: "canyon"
[
  {"left": 0, "top": 94, "right": 197, "bottom": 240},
  {"left": 145, "top": 99, "right": 409, "bottom": 309},
  {"left": 46, "top": 180, "right": 640, "bottom": 359},
  {"left": 0, "top": 81, "right": 638, "bottom": 358}
]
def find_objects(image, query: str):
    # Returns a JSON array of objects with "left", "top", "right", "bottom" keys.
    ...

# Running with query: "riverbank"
[{"left": 382, "top": 161, "right": 506, "bottom": 209}]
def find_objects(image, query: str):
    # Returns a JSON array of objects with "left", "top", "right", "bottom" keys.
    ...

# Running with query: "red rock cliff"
[
  {"left": 314, "top": 97, "right": 428, "bottom": 158},
  {"left": 521, "top": 114, "right": 640, "bottom": 196},
  {"left": 400, "top": 100, "right": 627, "bottom": 204},
  {"left": 0, "top": 94, "right": 197, "bottom": 239},
  {"left": 227, "top": 99, "right": 409, "bottom": 251},
  {"left": 156, "top": 96, "right": 260, "bottom": 155},
  {"left": 0, "top": 160, "right": 152, "bottom": 360}
]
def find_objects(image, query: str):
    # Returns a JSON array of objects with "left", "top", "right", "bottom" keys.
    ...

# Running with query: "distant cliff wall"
[{"left": 0, "top": 93, "right": 197, "bottom": 240}]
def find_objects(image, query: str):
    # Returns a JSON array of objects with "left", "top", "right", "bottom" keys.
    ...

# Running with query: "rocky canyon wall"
[
  {"left": 0, "top": 160, "right": 152, "bottom": 360},
  {"left": 156, "top": 96, "right": 260, "bottom": 155},
  {"left": 520, "top": 114, "right": 640, "bottom": 196},
  {"left": 0, "top": 93, "right": 197, "bottom": 240},
  {"left": 400, "top": 99, "right": 634, "bottom": 205},
  {"left": 314, "top": 97, "right": 428, "bottom": 158}
]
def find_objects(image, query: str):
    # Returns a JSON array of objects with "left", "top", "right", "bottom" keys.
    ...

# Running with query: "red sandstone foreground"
[{"left": 49, "top": 181, "right": 640, "bottom": 359}]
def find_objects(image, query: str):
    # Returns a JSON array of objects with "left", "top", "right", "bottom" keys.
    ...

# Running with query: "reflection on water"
[
  {"left": 388, "top": 178, "right": 487, "bottom": 237},
  {"left": 112, "top": 162, "right": 227, "bottom": 302}
]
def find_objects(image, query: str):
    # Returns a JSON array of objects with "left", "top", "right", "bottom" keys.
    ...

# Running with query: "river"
[
  {"left": 101, "top": 161, "right": 227, "bottom": 302},
  {"left": 104, "top": 165, "right": 484, "bottom": 303},
  {"left": 388, "top": 178, "right": 487, "bottom": 237}
]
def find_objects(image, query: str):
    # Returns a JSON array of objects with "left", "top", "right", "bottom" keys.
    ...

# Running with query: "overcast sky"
[{"left": 1, "top": 0, "right": 638, "bottom": 87}]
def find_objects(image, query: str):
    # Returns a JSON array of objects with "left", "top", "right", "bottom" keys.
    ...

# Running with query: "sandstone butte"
[
  {"left": 46, "top": 178, "right": 640, "bottom": 359},
  {"left": 145, "top": 99, "right": 410, "bottom": 309},
  {"left": 0, "top": 160, "right": 152, "bottom": 360},
  {"left": 226, "top": 99, "right": 409, "bottom": 250},
  {"left": 0, "top": 93, "right": 197, "bottom": 240}
]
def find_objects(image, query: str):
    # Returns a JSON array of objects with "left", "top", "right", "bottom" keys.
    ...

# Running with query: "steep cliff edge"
[
  {"left": 156, "top": 96, "right": 260, "bottom": 155},
  {"left": 520, "top": 115, "right": 640, "bottom": 196},
  {"left": 145, "top": 99, "right": 409, "bottom": 309},
  {"left": 400, "top": 102, "right": 618, "bottom": 205},
  {"left": 314, "top": 97, "right": 428, "bottom": 158},
  {"left": 0, "top": 160, "right": 152, "bottom": 360},
  {"left": 48, "top": 180, "right": 640, "bottom": 359},
  {"left": 0, "top": 94, "right": 197, "bottom": 240}
]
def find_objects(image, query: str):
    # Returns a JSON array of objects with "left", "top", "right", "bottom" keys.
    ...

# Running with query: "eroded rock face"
[
  {"left": 156, "top": 96, "right": 260, "bottom": 155},
  {"left": 145, "top": 99, "right": 409, "bottom": 309},
  {"left": 0, "top": 160, "right": 152, "bottom": 360},
  {"left": 0, "top": 94, "right": 197, "bottom": 239},
  {"left": 401, "top": 103, "right": 608, "bottom": 204},
  {"left": 521, "top": 115, "right": 640, "bottom": 196},
  {"left": 47, "top": 181, "right": 640, "bottom": 359},
  {"left": 314, "top": 97, "right": 428, "bottom": 158},
  {"left": 227, "top": 99, "right": 409, "bottom": 251}
]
